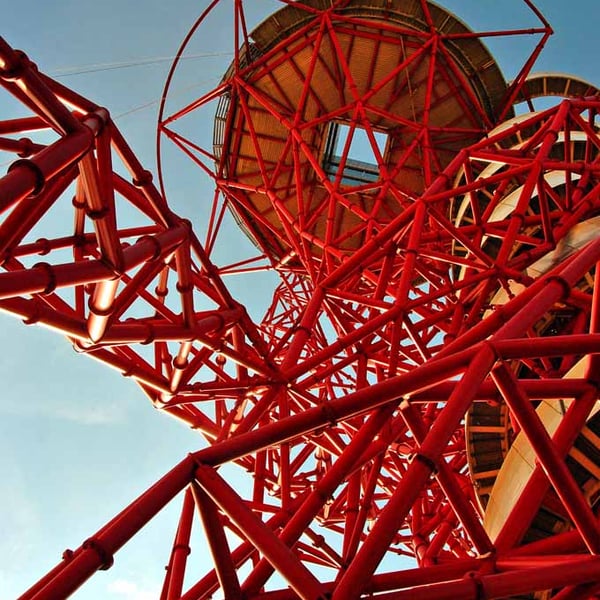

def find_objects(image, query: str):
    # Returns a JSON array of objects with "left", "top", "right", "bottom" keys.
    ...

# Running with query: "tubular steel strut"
[{"left": 2, "top": 1, "right": 600, "bottom": 599}]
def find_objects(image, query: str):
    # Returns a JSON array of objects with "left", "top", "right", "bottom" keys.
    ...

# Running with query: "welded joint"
[
  {"left": 61, "top": 548, "right": 74, "bottom": 561},
  {"left": 399, "top": 396, "right": 411, "bottom": 412},
  {"left": 0, "top": 48, "right": 30, "bottom": 81},
  {"left": 463, "top": 570, "right": 487, "bottom": 600},
  {"left": 176, "top": 281, "right": 194, "bottom": 294},
  {"left": 120, "top": 365, "right": 136, "bottom": 379},
  {"left": 31, "top": 261, "right": 56, "bottom": 295},
  {"left": 292, "top": 324, "right": 313, "bottom": 338},
  {"left": 7, "top": 158, "right": 45, "bottom": 195},
  {"left": 193, "top": 313, "right": 227, "bottom": 341},
  {"left": 82, "top": 108, "right": 109, "bottom": 136},
  {"left": 137, "top": 234, "right": 166, "bottom": 261},
  {"left": 172, "top": 543, "right": 191, "bottom": 556},
  {"left": 21, "top": 305, "right": 41, "bottom": 326},
  {"left": 179, "top": 218, "right": 193, "bottom": 232},
  {"left": 71, "top": 195, "right": 87, "bottom": 211},
  {"left": 132, "top": 169, "right": 153, "bottom": 187},
  {"left": 438, "top": 166, "right": 455, "bottom": 184},
  {"left": 72, "top": 339, "right": 88, "bottom": 353},
  {"left": 213, "top": 313, "right": 227, "bottom": 333},
  {"left": 16, "top": 137, "right": 35, "bottom": 158},
  {"left": 318, "top": 402, "right": 339, "bottom": 427},
  {"left": 33, "top": 237, "right": 52, "bottom": 256},
  {"left": 86, "top": 297, "right": 115, "bottom": 318},
  {"left": 544, "top": 274, "right": 574, "bottom": 301},
  {"left": 139, "top": 324, "right": 157, "bottom": 345},
  {"left": 155, "top": 284, "right": 169, "bottom": 298},
  {"left": 82, "top": 537, "right": 114, "bottom": 571},
  {"left": 189, "top": 454, "right": 205, "bottom": 469},
  {"left": 172, "top": 355, "right": 189, "bottom": 370},
  {"left": 85, "top": 206, "right": 110, "bottom": 221},
  {"left": 509, "top": 212, "right": 526, "bottom": 225},
  {"left": 409, "top": 452, "right": 438, "bottom": 476},
  {"left": 480, "top": 340, "right": 500, "bottom": 363}
]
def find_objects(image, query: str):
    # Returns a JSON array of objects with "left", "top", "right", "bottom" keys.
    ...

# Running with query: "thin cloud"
[
  {"left": 107, "top": 578, "right": 158, "bottom": 600},
  {"left": 0, "top": 396, "right": 127, "bottom": 425}
]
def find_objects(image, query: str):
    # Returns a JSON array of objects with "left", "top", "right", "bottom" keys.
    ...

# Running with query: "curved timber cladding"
[{"left": 214, "top": 0, "right": 510, "bottom": 261}]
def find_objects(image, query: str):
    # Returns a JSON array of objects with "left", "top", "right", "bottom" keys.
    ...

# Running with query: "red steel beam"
[
  {"left": 491, "top": 363, "right": 600, "bottom": 554},
  {"left": 162, "top": 488, "right": 195, "bottom": 600}
]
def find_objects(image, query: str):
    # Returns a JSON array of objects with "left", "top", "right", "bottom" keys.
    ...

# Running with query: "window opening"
[{"left": 322, "top": 122, "right": 388, "bottom": 186}]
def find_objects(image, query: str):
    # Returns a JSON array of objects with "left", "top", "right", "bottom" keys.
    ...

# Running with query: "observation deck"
[{"left": 213, "top": 0, "right": 510, "bottom": 263}]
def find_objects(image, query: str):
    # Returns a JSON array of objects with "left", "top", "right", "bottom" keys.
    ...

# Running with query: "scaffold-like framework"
[{"left": 2, "top": 0, "right": 600, "bottom": 598}]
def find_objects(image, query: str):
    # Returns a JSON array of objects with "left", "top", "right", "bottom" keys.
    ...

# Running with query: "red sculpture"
[{"left": 2, "top": 1, "right": 600, "bottom": 598}]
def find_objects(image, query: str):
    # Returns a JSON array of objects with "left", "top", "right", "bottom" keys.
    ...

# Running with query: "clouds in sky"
[{"left": 107, "top": 578, "right": 159, "bottom": 600}]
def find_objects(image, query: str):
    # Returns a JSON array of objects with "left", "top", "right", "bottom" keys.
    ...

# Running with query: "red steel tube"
[
  {"left": 373, "top": 556, "right": 600, "bottom": 600},
  {"left": 197, "top": 346, "right": 474, "bottom": 468},
  {"left": 20, "top": 456, "right": 198, "bottom": 600},
  {"left": 0, "top": 129, "right": 92, "bottom": 214},
  {"left": 492, "top": 363, "right": 600, "bottom": 553},
  {"left": 0, "top": 37, "right": 83, "bottom": 134},
  {"left": 0, "top": 225, "right": 187, "bottom": 300},
  {"left": 244, "top": 558, "right": 487, "bottom": 599},
  {"left": 494, "top": 386, "right": 599, "bottom": 552},
  {"left": 241, "top": 402, "right": 399, "bottom": 595},
  {"left": 400, "top": 401, "right": 493, "bottom": 555},
  {"left": 190, "top": 482, "right": 242, "bottom": 599},
  {"left": 179, "top": 497, "right": 305, "bottom": 600},
  {"left": 551, "top": 580, "right": 600, "bottom": 600},
  {"left": 195, "top": 463, "right": 328, "bottom": 600},
  {"left": 162, "top": 488, "right": 195, "bottom": 600},
  {"left": 331, "top": 344, "right": 498, "bottom": 599}
]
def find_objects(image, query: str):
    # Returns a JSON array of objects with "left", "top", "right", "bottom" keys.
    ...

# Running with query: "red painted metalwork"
[{"left": 2, "top": 0, "right": 600, "bottom": 598}]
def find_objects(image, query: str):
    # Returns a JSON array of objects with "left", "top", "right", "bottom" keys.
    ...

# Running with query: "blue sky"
[{"left": 1, "top": 1, "right": 599, "bottom": 598}]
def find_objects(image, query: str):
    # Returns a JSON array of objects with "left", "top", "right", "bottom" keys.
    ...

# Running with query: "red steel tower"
[{"left": 2, "top": 1, "right": 600, "bottom": 598}]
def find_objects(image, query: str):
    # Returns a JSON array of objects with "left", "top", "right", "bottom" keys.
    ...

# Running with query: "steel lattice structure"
[{"left": 2, "top": 0, "right": 600, "bottom": 598}]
